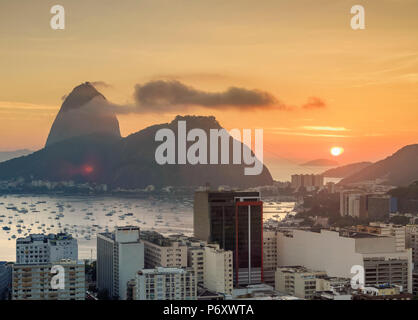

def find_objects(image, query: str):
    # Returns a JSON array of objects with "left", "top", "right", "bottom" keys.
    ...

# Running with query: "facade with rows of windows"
[{"left": 135, "top": 267, "right": 196, "bottom": 300}]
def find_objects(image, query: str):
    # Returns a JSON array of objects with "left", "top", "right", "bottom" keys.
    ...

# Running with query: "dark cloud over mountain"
[
  {"left": 132, "top": 80, "right": 281, "bottom": 112},
  {"left": 63, "top": 80, "right": 327, "bottom": 115}
]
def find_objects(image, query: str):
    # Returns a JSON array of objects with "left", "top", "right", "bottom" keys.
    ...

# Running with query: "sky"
[{"left": 0, "top": 0, "right": 417, "bottom": 169}]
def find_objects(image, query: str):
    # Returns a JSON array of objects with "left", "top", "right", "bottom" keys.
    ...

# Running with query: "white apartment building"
[
  {"left": 187, "top": 244, "right": 205, "bottom": 286},
  {"left": 406, "top": 225, "right": 418, "bottom": 268},
  {"left": 16, "top": 233, "right": 77, "bottom": 264},
  {"left": 277, "top": 229, "right": 413, "bottom": 293},
  {"left": 12, "top": 259, "right": 85, "bottom": 300},
  {"left": 368, "top": 223, "right": 406, "bottom": 251},
  {"left": 275, "top": 266, "right": 327, "bottom": 299},
  {"left": 140, "top": 233, "right": 233, "bottom": 296},
  {"left": 135, "top": 267, "right": 196, "bottom": 300},
  {"left": 185, "top": 240, "right": 233, "bottom": 294},
  {"left": 339, "top": 191, "right": 367, "bottom": 218},
  {"left": 142, "top": 234, "right": 188, "bottom": 269},
  {"left": 263, "top": 230, "right": 278, "bottom": 285},
  {"left": 203, "top": 244, "right": 233, "bottom": 295},
  {"left": 97, "top": 226, "right": 144, "bottom": 300}
]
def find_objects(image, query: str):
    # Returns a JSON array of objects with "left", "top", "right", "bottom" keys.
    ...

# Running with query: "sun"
[{"left": 330, "top": 147, "right": 344, "bottom": 157}]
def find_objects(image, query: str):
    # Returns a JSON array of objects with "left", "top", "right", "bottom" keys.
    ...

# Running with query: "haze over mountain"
[
  {"left": 340, "top": 144, "right": 418, "bottom": 186},
  {"left": 0, "top": 83, "right": 273, "bottom": 189},
  {"left": 300, "top": 159, "right": 339, "bottom": 167},
  {"left": 0, "top": 149, "right": 32, "bottom": 163},
  {"left": 45, "top": 82, "right": 121, "bottom": 147},
  {"left": 322, "top": 162, "right": 372, "bottom": 178}
]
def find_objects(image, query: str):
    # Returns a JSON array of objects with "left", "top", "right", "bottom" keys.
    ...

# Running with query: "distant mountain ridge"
[
  {"left": 322, "top": 161, "right": 372, "bottom": 178},
  {"left": 340, "top": 144, "right": 418, "bottom": 186},
  {"left": 301, "top": 159, "right": 339, "bottom": 167}
]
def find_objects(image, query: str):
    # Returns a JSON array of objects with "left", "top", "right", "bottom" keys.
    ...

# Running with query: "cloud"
[
  {"left": 267, "top": 126, "right": 351, "bottom": 138},
  {"left": 151, "top": 73, "right": 233, "bottom": 82},
  {"left": 272, "top": 131, "right": 350, "bottom": 138},
  {"left": 301, "top": 97, "right": 326, "bottom": 110},
  {"left": 79, "top": 79, "right": 326, "bottom": 115},
  {"left": 91, "top": 81, "right": 112, "bottom": 89},
  {"left": 0, "top": 101, "right": 58, "bottom": 112},
  {"left": 301, "top": 126, "right": 349, "bottom": 132},
  {"left": 132, "top": 80, "right": 283, "bottom": 112}
]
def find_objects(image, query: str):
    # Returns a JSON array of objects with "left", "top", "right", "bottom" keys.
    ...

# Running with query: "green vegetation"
[
  {"left": 328, "top": 215, "right": 369, "bottom": 228},
  {"left": 389, "top": 215, "right": 410, "bottom": 226},
  {"left": 388, "top": 181, "right": 418, "bottom": 199},
  {"left": 300, "top": 191, "right": 340, "bottom": 218}
]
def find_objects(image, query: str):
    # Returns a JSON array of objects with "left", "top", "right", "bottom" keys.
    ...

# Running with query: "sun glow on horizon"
[{"left": 330, "top": 146, "right": 344, "bottom": 157}]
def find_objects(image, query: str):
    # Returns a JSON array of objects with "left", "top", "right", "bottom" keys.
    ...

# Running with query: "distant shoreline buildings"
[{"left": 291, "top": 174, "right": 324, "bottom": 190}]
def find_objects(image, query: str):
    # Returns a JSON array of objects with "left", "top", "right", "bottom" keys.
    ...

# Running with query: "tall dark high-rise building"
[{"left": 194, "top": 190, "right": 263, "bottom": 287}]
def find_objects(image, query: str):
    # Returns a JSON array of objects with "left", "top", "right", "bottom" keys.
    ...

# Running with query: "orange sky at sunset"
[{"left": 1, "top": 0, "right": 417, "bottom": 170}]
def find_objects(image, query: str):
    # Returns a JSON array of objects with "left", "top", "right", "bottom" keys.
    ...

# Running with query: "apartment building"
[
  {"left": 275, "top": 266, "right": 327, "bottom": 299},
  {"left": 187, "top": 244, "right": 205, "bottom": 286},
  {"left": 135, "top": 267, "right": 196, "bottom": 300},
  {"left": 141, "top": 232, "right": 188, "bottom": 269},
  {"left": 291, "top": 174, "right": 324, "bottom": 190},
  {"left": 183, "top": 238, "right": 233, "bottom": 295},
  {"left": 355, "top": 223, "right": 406, "bottom": 251},
  {"left": 16, "top": 233, "right": 77, "bottom": 264},
  {"left": 406, "top": 225, "right": 418, "bottom": 267},
  {"left": 339, "top": 191, "right": 368, "bottom": 218},
  {"left": 277, "top": 229, "right": 413, "bottom": 293},
  {"left": 340, "top": 191, "right": 396, "bottom": 220},
  {"left": 203, "top": 244, "right": 233, "bottom": 295},
  {"left": 12, "top": 259, "right": 85, "bottom": 300},
  {"left": 97, "top": 226, "right": 144, "bottom": 300},
  {"left": 263, "top": 230, "right": 278, "bottom": 285}
]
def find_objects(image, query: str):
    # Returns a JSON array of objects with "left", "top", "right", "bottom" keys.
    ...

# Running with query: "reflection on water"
[
  {"left": 0, "top": 194, "right": 295, "bottom": 262},
  {"left": 263, "top": 201, "right": 296, "bottom": 221}
]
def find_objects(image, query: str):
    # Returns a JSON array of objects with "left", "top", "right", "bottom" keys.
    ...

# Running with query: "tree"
[{"left": 389, "top": 215, "right": 410, "bottom": 226}]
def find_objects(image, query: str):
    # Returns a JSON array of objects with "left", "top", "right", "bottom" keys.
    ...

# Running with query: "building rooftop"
[
  {"left": 98, "top": 232, "right": 115, "bottom": 241},
  {"left": 141, "top": 230, "right": 176, "bottom": 247},
  {"left": 276, "top": 266, "right": 324, "bottom": 274},
  {"left": 342, "top": 231, "right": 381, "bottom": 239},
  {"left": 138, "top": 267, "right": 189, "bottom": 275},
  {"left": 14, "top": 259, "right": 83, "bottom": 267},
  {"left": 16, "top": 232, "right": 74, "bottom": 244}
]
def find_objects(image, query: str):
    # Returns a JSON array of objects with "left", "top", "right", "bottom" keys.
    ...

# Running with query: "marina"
[{"left": 0, "top": 194, "right": 296, "bottom": 262}]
